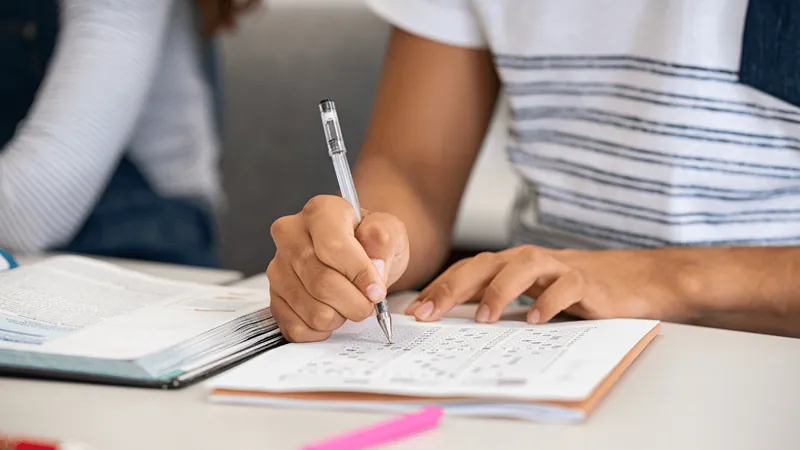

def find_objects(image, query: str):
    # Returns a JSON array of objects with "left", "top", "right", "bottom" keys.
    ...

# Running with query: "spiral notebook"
[
  {"left": 207, "top": 315, "right": 660, "bottom": 423},
  {"left": 0, "top": 255, "right": 284, "bottom": 389}
]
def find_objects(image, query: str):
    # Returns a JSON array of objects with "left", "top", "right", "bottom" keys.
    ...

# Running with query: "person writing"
[
  {"left": 267, "top": 0, "right": 800, "bottom": 340},
  {"left": 0, "top": 0, "right": 255, "bottom": 266}
]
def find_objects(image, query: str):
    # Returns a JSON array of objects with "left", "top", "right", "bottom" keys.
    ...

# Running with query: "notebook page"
[{"left": 209, "top": 316, "right": 659, "bottom": 402}]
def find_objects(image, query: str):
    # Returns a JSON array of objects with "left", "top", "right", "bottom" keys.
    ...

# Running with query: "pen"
[
  {"left": 301, "top": 406, "right": 444, "bottom": 450},
  {"left": 319, "top": 99, "right": 393, "bottom": 344}
]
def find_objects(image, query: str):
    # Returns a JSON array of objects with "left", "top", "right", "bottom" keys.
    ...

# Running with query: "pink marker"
[{"left": 301, "top": 406, "right": 445, "bottom": 450}]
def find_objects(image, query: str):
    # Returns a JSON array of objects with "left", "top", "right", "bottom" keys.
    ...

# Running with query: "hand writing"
[{"left": 267, "top": 195, "right": 410, "bottom": 342}]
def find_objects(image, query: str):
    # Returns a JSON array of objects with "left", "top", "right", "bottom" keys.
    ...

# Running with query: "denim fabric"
[
  {"left": 63, "top": 158, "right": 220, "bottom": 267},
  {"left": 0, "top": 1, "right": 58, "bottom": 147},
  {"left": 739, "top": 0, "right": 800, "bottom": 108},
  {"left": 0, "top": 0, "right": 221, "bottom": 267}
]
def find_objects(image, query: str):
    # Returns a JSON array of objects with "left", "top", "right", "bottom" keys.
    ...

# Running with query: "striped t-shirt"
[{"left": 367, "top": 0, "right": 800, "bottom": 249}]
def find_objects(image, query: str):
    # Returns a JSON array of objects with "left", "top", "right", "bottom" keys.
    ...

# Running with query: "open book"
[
  {"left": 0, "top": 255, "right": 283, "bottom": 389},
  {"left": 208, "top": 315, "right": 659, "bottom": 423}
]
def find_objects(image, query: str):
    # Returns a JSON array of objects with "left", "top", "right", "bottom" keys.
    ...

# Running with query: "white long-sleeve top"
[{"left": 0, "top": 0, "right": 221, "bottom": 253}]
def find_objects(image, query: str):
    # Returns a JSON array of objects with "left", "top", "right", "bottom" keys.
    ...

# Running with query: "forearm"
[
  {"left": 675, "top": 246, "right": 800, "bottom": 336},
  {"left": 354, "top": 154, "right": 451, "bottom": 292},
  {"left": 0, "top": 0, "right": 174, "bottom": 252},
  {"left": 349, "top": 28, "right": 499, "bottom": 290}
]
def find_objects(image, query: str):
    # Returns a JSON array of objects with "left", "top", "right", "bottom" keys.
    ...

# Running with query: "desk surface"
[
  {"left": 13, "top": 253, "right": 244, "bottom": 286},
  {"left": 2, "top": 273, "right": 799, "bottom": 450}
]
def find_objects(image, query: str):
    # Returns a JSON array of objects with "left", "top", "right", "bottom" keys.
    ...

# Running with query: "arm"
[
  {"left": 674, "top": 246, "right": 800, "bottom": 337},
  {"left": 0, "top": 0, "right": 175, "bottom": 252},
  {"left": 353, "top": 27, "right": 500, "bottom": 291}
]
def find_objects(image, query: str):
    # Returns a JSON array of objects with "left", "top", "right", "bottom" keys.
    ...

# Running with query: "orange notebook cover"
[{"left": 209, "top": 319, "right": 660, "bottom": 423}]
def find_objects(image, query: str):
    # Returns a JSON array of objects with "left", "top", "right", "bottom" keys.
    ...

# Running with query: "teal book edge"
[{"left": 0, "top": 249, "right": 18, "bottom": 271}]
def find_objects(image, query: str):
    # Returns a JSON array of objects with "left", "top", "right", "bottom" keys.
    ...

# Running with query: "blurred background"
[{"left": 218, "top": 0, "right": 519, "bottom": 277}]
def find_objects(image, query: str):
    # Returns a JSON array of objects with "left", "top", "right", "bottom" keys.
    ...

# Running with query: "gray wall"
[{"left": 217, "top": 5, "right": 391, "bottom": 276}]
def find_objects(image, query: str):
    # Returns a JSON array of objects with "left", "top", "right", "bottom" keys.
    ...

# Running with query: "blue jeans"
[{"left": 0, "top": 0, "right": 221, "bottom": 267}]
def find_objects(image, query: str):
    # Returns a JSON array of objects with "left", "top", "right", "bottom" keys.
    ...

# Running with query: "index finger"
[{"left": 479, "top": 248, "right": 569, "bottom": 323}]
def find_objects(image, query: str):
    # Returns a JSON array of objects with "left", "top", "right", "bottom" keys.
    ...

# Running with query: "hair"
[{"left": 196, "top": 0, "right": 261, "bottom": 35}]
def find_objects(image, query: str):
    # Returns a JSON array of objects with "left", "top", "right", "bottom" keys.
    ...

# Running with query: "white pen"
[{"left": 319, "top": 99, "right": 393, "bottom": 344}]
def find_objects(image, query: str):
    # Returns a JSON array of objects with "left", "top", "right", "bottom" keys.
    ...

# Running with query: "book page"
[
  {"left": 210, "top": 316, "right": 659, "bottom": 402},
  {"left": 37, "top": 286, "right": 271, "bottom": 360},
  {"left": 0, "top": 256, "right": 203, "bottom": 345},
  {"left": 0, "top": 256, "right": 269, "bottom": 359}
]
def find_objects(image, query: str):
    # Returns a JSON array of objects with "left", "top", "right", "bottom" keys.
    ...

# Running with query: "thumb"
[{"left": 355, "top": 211, "right": 409, "bottom": 288}]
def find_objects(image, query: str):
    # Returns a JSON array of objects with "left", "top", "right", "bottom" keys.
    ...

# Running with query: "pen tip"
[{"left": 379, "top": 317, "right": 393, "bottom": 345}]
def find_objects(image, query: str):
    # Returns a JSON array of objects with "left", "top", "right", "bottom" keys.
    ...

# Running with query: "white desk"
[
  {"left": 2, "top": 273, "right": 799, "bottom": 450},
  {"left": 12, "top": 253, "right": 244, "bottom": 285}
]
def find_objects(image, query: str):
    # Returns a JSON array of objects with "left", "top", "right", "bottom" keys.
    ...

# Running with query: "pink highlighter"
[{"left": 301, "top": 406, "right": 445, "bottom": 450}]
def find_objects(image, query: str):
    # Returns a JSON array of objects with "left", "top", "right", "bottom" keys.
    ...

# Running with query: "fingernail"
[
  {"left": 415, "top": 301, "right": 434, "bottom": 320},
  {"left": 371, "top": 258, "right": 386, "bottom": 281},
  {"left": 527, "top": 308, "right": 541, "bottom": 324},
  {"left": 366, "top": 284, "right": 386, "bottom": 303},
  {"left": 475, "top": 304, "right": 490, "bottom": 323},
  {"left": 405, "top": 299, "right": 422, "bottom": 314}
]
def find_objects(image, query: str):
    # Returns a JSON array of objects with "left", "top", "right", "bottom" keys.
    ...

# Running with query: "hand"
[
  {"left": 267, "top": 195, "right": 410, "bottom": 342},
  {"left": 405, "top": 245, "right": 695, "bottom": 325}
]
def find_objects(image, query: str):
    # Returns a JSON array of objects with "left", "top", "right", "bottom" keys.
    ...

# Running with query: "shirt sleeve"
[
  {"left": 0, "top": 0, "right": 175, "bottom": 252},
  {"left": 365, "top": 0, "right": 487, "bottom": 49}
]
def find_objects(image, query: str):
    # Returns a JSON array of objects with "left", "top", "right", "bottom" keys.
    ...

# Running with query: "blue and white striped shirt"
[{"left": 367, "top": 0, "right": 800, "bottom": 249}]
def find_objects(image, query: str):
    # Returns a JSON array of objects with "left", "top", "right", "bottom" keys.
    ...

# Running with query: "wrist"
[
  {"left": 666, "top": 247, "right": 762, "bottom": 322},
  {"left": 641, "top": 247, "right": 725, "bottom": 323},
  {"left": 669, "top": 254, "right": 710, "bottom": 322}
]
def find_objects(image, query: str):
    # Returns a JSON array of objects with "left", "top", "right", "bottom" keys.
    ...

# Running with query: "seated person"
[
  {"left": 267, "top": 0, "right": 800, "bottom": 339},
  {"left": 0, "top": 0, "right": 255, "bottom": 267}
]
